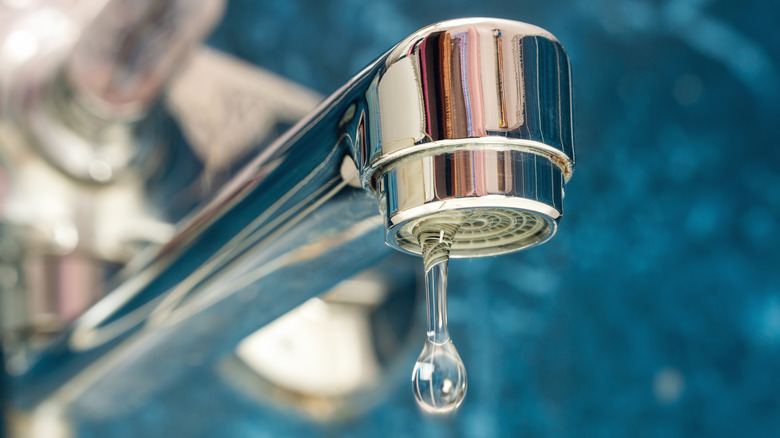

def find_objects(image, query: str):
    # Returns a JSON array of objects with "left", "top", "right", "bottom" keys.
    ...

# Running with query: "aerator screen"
[{"left": 394, "top": 207, "right": 554, "bottom": 258}]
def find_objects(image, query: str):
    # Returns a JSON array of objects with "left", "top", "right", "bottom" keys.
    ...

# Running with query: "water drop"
[
  {"left": 412, "top": 337, "right": 467, "bottom": 414},
  {"left": 411, "top": 219, "right": 468, "bottom": 414}
]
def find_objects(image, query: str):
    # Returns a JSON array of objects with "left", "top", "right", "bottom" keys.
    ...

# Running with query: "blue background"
[{"left": 91, "top": 0, "right": 780, "bottom": 436}]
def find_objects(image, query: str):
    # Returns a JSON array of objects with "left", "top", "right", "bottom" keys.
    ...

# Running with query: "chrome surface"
[
  {"left": 355, "top": 19, "right": 574, "bottom": 181},
  {"left": 341, "top": 18, "right": 575, "bottom": 256},
  {"left": 381, "top": 147, "right": 562, "bottom": 256},
  {"left": 1, "top": 14, "right": 575, "bottom": 433}
]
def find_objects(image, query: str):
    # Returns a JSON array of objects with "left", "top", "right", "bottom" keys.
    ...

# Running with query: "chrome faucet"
[{"left": 1, "top": 4, "right": 574, "bottom": 433}]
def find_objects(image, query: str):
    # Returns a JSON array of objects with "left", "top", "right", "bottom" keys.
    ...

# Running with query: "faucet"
[{"left": 1, "top": 4, "right": 574, "bottom": 433}]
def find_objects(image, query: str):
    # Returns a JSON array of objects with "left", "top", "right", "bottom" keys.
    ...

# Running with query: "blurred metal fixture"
[
  {"left": 2, "top": 0, "right": 224, "bottom": 184},
  {"left": 221, "top": 259, "right": 420, "bottom": 422}
]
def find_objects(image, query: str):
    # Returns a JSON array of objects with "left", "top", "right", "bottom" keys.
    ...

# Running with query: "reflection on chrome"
[
  {"left": 341, "top": 19, "right": 574, "bottom": 258},
  {"left": 1, "top": 12, "right": 574, "bottom": 435}
]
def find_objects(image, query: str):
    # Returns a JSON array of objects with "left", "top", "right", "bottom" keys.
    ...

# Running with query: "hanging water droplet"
[
  {"left": 412, "top": 337, "right": 467, "bottom": 414},
  {"left": 410, "top": 218, "right": 468, "bottom": 414}
]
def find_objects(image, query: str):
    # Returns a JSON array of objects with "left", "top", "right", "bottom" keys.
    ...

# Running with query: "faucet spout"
[
  {"left": 346, "top": 18, "right": 575, "bottom": 257},
  {"left": 10, "top": 17, "right": 575, "bottom": 419}
]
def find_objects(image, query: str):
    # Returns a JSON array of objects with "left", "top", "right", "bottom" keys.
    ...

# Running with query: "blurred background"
[{"left": 3, "top": 0, "right": 780, "bottom": 437}]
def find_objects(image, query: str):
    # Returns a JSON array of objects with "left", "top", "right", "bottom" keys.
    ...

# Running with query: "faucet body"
[
  {"left": 1, "top": 13, "right": 574, "bottom": 430},
  {"left": 348, "top": 19, "right": 573, "bottom": 256}
]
